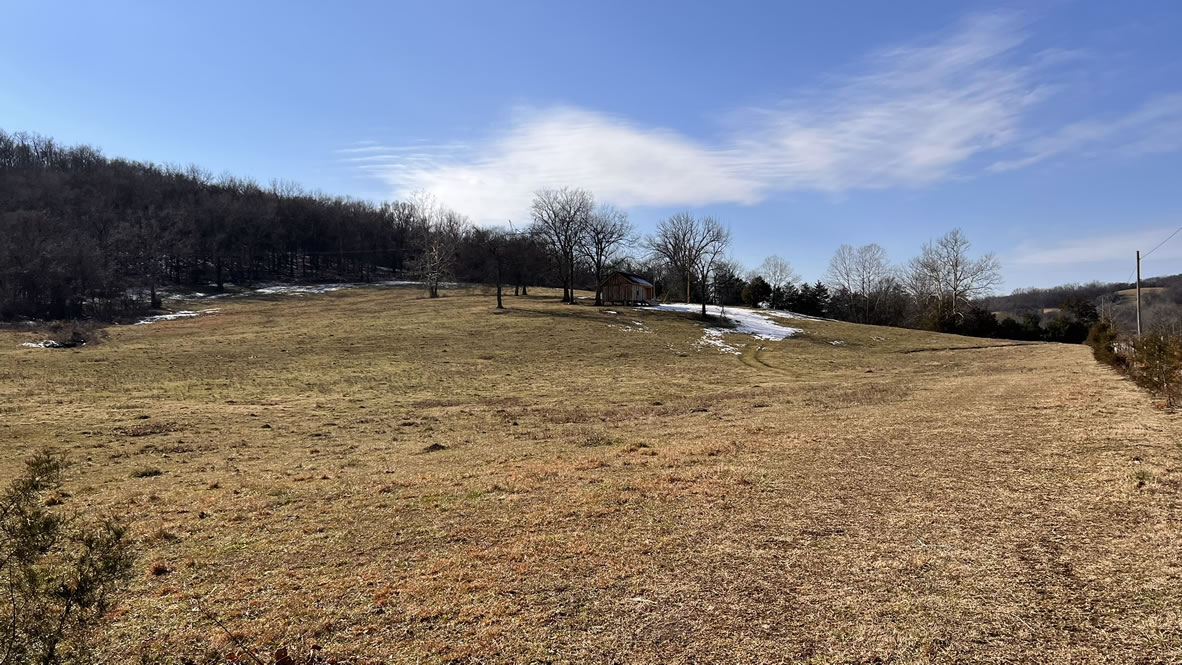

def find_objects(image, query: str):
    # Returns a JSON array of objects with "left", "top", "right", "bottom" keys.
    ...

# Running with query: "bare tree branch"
[
  {"left": 579, "top": 204, "right": 635, "bottom": 306},
  {"left": 530, "top": 187, "right": 594, "bottom": 303},
  {"left": 645, "top": 213, "right": 730, "bottom": 317}
]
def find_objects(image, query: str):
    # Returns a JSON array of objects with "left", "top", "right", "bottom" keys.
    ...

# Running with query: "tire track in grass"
[{"left": 740, "top": 344, "right": 787, "bottom": 375}]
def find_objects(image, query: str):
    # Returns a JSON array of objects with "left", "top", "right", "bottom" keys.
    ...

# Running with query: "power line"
[
  {"left": 1142, "top": 226, "right": 1182, "bottom": 260},
  {"left": 1124, "top": 225, "right": 1182, "bottom": 284}
]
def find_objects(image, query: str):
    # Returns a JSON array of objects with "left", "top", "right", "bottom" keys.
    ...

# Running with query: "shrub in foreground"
[
  {"left": 1129, "top": 328, "right": 1182, "bottom": 407},
  {"left": 1089, "top": 320, "right": 1182, "bottom": 407},
  {"left": 1, "top": 451, "right": 135, "bottom": 664},
  {"left": 1086, "top": 319, "right": 1121, "bottom": 366}
]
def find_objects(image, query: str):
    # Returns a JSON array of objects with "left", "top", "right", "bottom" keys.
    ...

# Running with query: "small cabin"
[{"left": 601, "top": 271, "right": 654, "bottom": 304}]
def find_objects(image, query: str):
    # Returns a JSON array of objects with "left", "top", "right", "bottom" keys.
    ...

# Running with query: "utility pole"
[{"left": 1136, "top": 250, "right": 1142, "bottom": 336}]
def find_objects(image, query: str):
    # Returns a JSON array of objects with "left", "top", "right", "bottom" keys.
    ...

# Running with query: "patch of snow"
[
  {"left": 763, "top": 309, "right": 831, "bottom": 322},
  {"left": 134, "top": 308, "right": 220, "bottom": 325},
  {"left": 160, "top": 288, "right": 231, "bottom": 301},
  {"left": 254, "top": 284, "right": 351, "bottom": 296},
  {"left": 21, "top": 340, "right": 64, "bottom": 348},
  {"left": 379, "top": 280, "right": 432, "bottom": 287},
  {"left": 645, "top": 303, "right": 802, "bottom": 355},
  {"left": 829, "top": 340, "right": 846, "bottom": 346},
  {"left": 603, "top": 310, "right": 619, "bottom": 314},
  {"left": 608, "top": 320, "right": 652, "bottom": 334},
  {"left": 698, "top": 329, "right": 741, "bottom": 355},
  {"left": 166, "top": 280, "right": 436, "bottom": 301},
  {"left": 650, "top": 304, "right": 802, "bottom": 341}
]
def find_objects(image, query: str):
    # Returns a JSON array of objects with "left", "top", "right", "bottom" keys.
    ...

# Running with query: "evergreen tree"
[{"left": 741, "top": 276, "right": 772, "bottom": 307}]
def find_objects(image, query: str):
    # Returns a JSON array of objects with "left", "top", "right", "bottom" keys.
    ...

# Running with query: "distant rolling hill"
[{"left": 981, "top": 274, "right": 1182, "bottom": 333}]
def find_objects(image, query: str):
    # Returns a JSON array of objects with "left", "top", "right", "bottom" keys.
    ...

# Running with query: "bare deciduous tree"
[
  {"left": 827, "top": 244, "right": 858, "bottom": 294},
  {"left": 712, "top": 256, "right": 746, "bottom": 315},
  {"left": 410, "top": 192, "right": 467, "bottom": 298},
  {"left": 757, "top": 254, "right": 800, "bottom": 309},
  {"left": 472, "top": 226, "right": 511, "bottom": 309},
  {"left": 646, "top": 213, "right": 731, "bottom": 318},
  {"left": 504, "top": 227, "right": 546, "bottom": 297},
  {"left": 530, "top": 187, "right": 593, "bottom": 303},
  {"left": 580, "top": 204, "right": 634, "bottom": 306},
  {"left": 904, "top": 229, "right": 1001, "bottom": 319},
  {"left": 827, "top": 243, "right": 893, "bottom": 322}
]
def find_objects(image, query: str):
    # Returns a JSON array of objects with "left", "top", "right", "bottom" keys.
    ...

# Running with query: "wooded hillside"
[
  {"left": 1, "top": 130, "right": 423, "bottom": 319},
  {"left": 982, "top": 274, "right": 1182, "bottom": 334}
]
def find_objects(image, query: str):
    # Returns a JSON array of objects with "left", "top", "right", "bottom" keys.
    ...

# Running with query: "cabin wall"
[
  {"left": 600, "top": 277, "right": 657, "bottom": 302},
  {"left": 600, "top": 273, "right": 653, "bottom": 303}
]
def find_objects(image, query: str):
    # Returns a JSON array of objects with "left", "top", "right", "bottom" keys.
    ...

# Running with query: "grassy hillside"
[
  {"left": 1115, "top": 286, "right": 1167, "bottom": 299},
  {"left": 2, "top": 286, "right": 1180, "bottom": 663}
]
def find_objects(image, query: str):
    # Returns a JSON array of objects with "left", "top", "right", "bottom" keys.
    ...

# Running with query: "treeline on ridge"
[
  {"left": 6, "top": 127, "right": 1170, "bottom": 349},
  {"left": 0, "top": 130, "right": 476, "bottom": 319}
]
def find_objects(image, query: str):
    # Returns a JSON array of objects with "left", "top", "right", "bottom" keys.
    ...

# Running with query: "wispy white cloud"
[
  {"left": 346, "top": 12, "right": 1181, "bottom": 222},
  {"left": 335, "top": 143, "right": 470, "bottom": 155},
  {"left": 368, "top": 107, "right": 763, "bottom": 222},
  {"left": 335, "top": 145, "right": 399, "bottom": 154},
  {"left": 990, "top": 94, "right": 1182, "bottom": 172},
  {"left": 1010, "top": 225, "right": 1182, "bottom": 266},
  {"left": 728, "top": 12, "right": 1041, "bottom": 192}
]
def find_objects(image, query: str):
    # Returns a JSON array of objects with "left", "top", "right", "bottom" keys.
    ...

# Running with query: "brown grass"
[
  {"left": 1116, "top": 286, "right": 1166, "bottom": 298},
  {"left": 1, "top": 286, "right": 1180, "bottom": 663}
]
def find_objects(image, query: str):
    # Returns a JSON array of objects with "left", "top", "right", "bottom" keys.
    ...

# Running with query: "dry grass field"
[
  {"left": 1116, "top": 287, "right": 1166, "bottom": 299},
  {"left": 2, "top": 286, "right": 1180, "bottom": 664}
]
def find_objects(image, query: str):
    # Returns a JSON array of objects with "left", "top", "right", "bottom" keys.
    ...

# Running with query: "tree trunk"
[
  {"left": 496, "top": 283, "right": 503, "bottom": 309},
  {"left": 566, "top": 256, "right": 577, "bottom": 303},
  {"left": 558, "top": 261, "right": 569, "bottom": 303}
]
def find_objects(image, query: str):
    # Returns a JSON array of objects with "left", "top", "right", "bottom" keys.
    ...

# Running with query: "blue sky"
[{"left": 4, "top": 1, "right": 1182, "bottom": 291}]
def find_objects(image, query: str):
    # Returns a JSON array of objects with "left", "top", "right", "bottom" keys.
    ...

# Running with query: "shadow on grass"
[
  {"left": 494, "top": 302, "right": 629, "bottom": 324},
  {"left": 497, "top": 298, "right": 742, "bottom": 329}
]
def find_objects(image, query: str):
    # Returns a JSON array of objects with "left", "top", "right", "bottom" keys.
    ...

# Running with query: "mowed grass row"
[{"left": 1, "top": 286, "right": 1179, "bottom": 664}]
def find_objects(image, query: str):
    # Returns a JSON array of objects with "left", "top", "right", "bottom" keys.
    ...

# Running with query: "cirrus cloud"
[{"left": 347, "top": 12, "right": 1182, "bottom": 223}]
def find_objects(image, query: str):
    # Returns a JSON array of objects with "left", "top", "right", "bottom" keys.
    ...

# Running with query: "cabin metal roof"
[{"left": 611, "top": 272, "right": 653, "bottom": 287}]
